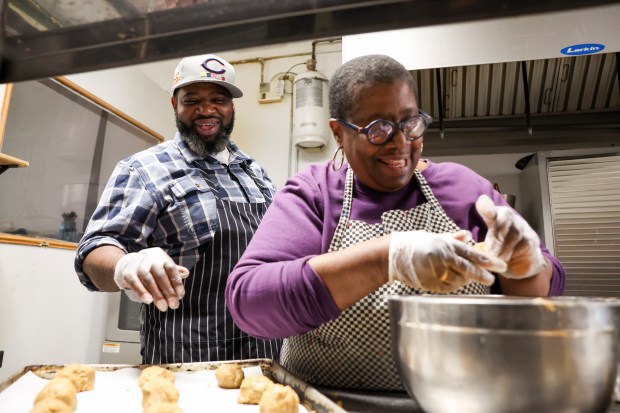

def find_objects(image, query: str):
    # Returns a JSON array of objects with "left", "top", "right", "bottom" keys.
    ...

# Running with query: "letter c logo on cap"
[{"left": 202, "top": 58, "right": 226, "bottom": 74}]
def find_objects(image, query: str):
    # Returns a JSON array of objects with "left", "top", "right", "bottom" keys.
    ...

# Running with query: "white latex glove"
[
  {"left": 475, "top": 194, "right": 548, "bottom": 279},
  {"left": 114, "top": 247, "right": 190, "bottom": 312},
  {"left": 388, "top": 230, "right": 506, "bottom": 293}
]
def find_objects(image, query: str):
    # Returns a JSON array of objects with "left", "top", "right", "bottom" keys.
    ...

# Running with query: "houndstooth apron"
[{"left": 280, "top": 166, "right": 490, "bottom": 390}]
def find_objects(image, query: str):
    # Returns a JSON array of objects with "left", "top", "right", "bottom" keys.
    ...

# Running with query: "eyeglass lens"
[{"left": 367, "top": 115, "right": 426, "bottom": 144}]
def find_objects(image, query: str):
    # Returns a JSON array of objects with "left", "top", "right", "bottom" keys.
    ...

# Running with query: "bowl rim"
[{"left": 387, "top": 294, "right": 620, "bottom": 307}]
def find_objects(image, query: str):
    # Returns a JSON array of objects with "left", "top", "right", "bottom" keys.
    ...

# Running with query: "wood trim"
[
  {"left": 0, "top": 234, "right": 77, "bottom": 250},
  {"left": 0, "top": 152, "right": 29, "bottom": 167},
  {"left": 53, "top": 76, "right": 165, "bottom": 143},
  {"left": 0, "top": 83, "right": 13, "bottom": 149}
]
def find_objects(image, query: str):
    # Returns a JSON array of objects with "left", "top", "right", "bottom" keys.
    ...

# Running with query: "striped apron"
[
  {"left": 280, "top": 167, "right": 489, "bottom": 390},
  {"left": 141, "top": 164, "right": 281, "bottom": 364}
]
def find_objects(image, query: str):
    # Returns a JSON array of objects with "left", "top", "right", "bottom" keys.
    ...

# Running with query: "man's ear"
[{"left": 171, "top": 95, "right": 177, "bottom": 109}]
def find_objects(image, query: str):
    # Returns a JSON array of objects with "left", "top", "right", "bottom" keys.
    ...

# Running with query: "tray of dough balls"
[{"left": 0, "top": 359, "right": 347, "bottom": 413}]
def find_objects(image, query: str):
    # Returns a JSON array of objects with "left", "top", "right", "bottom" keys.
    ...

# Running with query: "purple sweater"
[{"left": 226, "top": 160, "right": 566, "bottom": 339}]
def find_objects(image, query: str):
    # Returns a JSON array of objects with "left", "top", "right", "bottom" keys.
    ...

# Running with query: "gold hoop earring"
[{"left": 331, "top": 146, "right": 345, "bottom": 172}]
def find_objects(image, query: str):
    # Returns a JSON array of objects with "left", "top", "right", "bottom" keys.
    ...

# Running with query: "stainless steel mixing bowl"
[{"left": 389, "top": 295, "right": 618, "bottom": 413}]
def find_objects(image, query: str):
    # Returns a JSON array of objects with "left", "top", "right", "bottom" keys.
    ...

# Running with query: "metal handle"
[
  {"left": 543, "top": 88, "right": 552, "bottom": 105},
  {"left": 560, "top": 63, "right": 570, "bottom": 82}
]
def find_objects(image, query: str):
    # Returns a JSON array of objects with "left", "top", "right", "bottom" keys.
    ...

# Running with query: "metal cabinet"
[{"left": 520, "top": 147, "right": 620, "bottom": 296}]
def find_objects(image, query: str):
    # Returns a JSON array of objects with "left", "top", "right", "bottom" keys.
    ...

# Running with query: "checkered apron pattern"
[{"left": 280, "top": 167, "right": 490, "bottom": 390}]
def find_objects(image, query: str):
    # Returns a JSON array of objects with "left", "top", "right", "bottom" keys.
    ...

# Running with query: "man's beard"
[{"left": 176, "top": 112, "right": 235, "bottom": 157}]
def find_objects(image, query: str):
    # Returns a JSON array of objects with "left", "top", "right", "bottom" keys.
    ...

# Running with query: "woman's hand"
[
  {"left": 475, "top": 194, "right": 548, "bottom": 279},
  {"left": 388, "top": 230, "right": 506, "bottom": 293}
]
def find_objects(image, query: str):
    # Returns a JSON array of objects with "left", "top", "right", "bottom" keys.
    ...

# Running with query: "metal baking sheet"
[{"left": 0, "top": 358, "right": 346, "bottom": 413}]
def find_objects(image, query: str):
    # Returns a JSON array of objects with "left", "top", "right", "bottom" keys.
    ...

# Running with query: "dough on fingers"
[
  {"left": 237, "top": 375, "right": 273, "bottom": 404},
  {"left": 215, "top": 363, "right": 244, "bottom": 389},
  {"left": 56, "top": 364, "right": 95, "bottom": 392},
  {"left": 259, "top": 382, "right": 300, "bottom": 413},
  {"left": 473, "top": 241, "right": 486, "bottom": 252}
]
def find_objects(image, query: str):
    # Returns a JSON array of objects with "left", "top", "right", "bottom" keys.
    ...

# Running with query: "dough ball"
[
  {"left": 215, "top": 363, "right": 244, "bottom": 389},
  {"left": 34, "top": 377, "right": 77, "bottom": 410},
  {"left": 139, "top": 366, "right": 175, "bottom": 389},
  {"left": 143, "top": 402, "right": 183, "bottom": 413},
  {"left": 56, "top": 363, "right": 95, "bottom": 392},
  {"left": 30, "top": 398, "right": 73, "bottom": 413},
  {"left": 259, "top": 383, "right": 300, "bottom": 413},
  {"left": 142, "top": 377, "right": 180, "bottom": 408},
  {"left": 237, "top": 375, "right": 273, "bottom": 405}
]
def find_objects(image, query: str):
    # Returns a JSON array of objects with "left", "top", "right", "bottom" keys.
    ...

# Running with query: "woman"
[{"left": 226, "top": 54, "right": 565, "bottom": 390}]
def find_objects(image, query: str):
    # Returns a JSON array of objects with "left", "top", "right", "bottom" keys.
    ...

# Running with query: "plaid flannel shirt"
[{"left": 75, "top": 133, "right": 275, "bottom": 291}]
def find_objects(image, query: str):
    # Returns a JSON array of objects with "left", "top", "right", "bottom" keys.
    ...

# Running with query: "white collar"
[{"left": 213, "top": 147, "right": 230, "bottom": 165}]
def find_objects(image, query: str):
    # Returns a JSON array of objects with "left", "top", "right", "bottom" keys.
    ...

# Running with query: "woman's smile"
[{"left": 377, "top": 156, "right": 409, "bottom": 175}]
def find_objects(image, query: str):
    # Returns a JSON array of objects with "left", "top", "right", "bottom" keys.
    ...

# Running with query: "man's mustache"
[{"left": 192, "top": 115, "right": 222, "bottom": 123}]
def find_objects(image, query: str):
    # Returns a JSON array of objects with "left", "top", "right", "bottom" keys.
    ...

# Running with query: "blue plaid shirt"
[{"left": 75, "top": 133, "right": 275, "bottom": 291}]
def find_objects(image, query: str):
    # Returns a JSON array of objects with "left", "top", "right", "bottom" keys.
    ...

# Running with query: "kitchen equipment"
[
  {"left": 389, "top": 295, "right": 618, "bottom": 413},
  {"left": 101, "top": 292, "right": 141, "bottom": 364},
  {"left": 493, "top": 182, "right": 516, "bottom": 208}
]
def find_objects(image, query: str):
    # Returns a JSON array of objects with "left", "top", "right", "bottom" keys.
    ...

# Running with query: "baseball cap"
[{"left": 171, "top": 54, "right": 243, "bottom": 98}]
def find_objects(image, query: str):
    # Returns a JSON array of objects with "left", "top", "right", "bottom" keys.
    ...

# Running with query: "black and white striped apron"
[
  {"left": 141, "top": 164, "right": 281, "bottom": 364},
  {"left": 280, "top": 167, "right": 489, "bottom": 390}
]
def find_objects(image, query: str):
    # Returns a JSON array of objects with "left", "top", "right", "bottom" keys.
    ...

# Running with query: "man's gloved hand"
[
  {"left": 475, "top": 194, "right": 548, "bottom": 279},
  {"left": 114, "top": 247, "right": 190, "bottom": 312},
  {"left": 388, "top": 230, "right": 506, "bottom": 293}
]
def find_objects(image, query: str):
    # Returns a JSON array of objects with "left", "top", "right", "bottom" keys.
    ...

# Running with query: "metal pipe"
[
  {"left": 435, "top": 68, "right": 445, "bottom": 139},
  {"left": 521, "top": 61, "right": 533, "bottom": 135},
  {"left": 616, "top": 52, "right": 620, "bottom": 96}
]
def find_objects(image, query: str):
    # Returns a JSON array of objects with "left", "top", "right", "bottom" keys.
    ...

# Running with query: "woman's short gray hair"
[{"left": 328, "top": 54, "right": 417, "bottom": 119}]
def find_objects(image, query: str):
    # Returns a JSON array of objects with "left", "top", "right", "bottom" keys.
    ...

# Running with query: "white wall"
[
  {"left": 66, "top": 65, "right": 176, "bottom": 139},
  {"left": 218, "top": 41, "right": 342, "bottom": 187},
  {"left": 430, "top": 153, "right": 532, "bottom": 212},
  {"left": 0, "top": 244, "right": 108, "bottom": 382}
]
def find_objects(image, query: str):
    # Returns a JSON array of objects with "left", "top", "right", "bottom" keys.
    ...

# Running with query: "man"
[{"left": 75, "top": 54, "right": 280, "bottom": 364}]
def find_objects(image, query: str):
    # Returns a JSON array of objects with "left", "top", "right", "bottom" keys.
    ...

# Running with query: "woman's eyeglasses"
[{"left": 336, "top": 111, "right": 433, "bottom": 145}]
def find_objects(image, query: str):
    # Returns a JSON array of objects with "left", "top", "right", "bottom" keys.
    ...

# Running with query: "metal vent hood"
[
  {"left": 1, "top": 0, "right": 620, "bottom": 83},
  {"left": 412, "top": 53, "right": 620, "bottom": 156},
  {"left": 413, "top": 54, "right": 619, "bottom": 125},
  {"left": 342, "top": 5, "right": 620, "bottom": 155}
]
